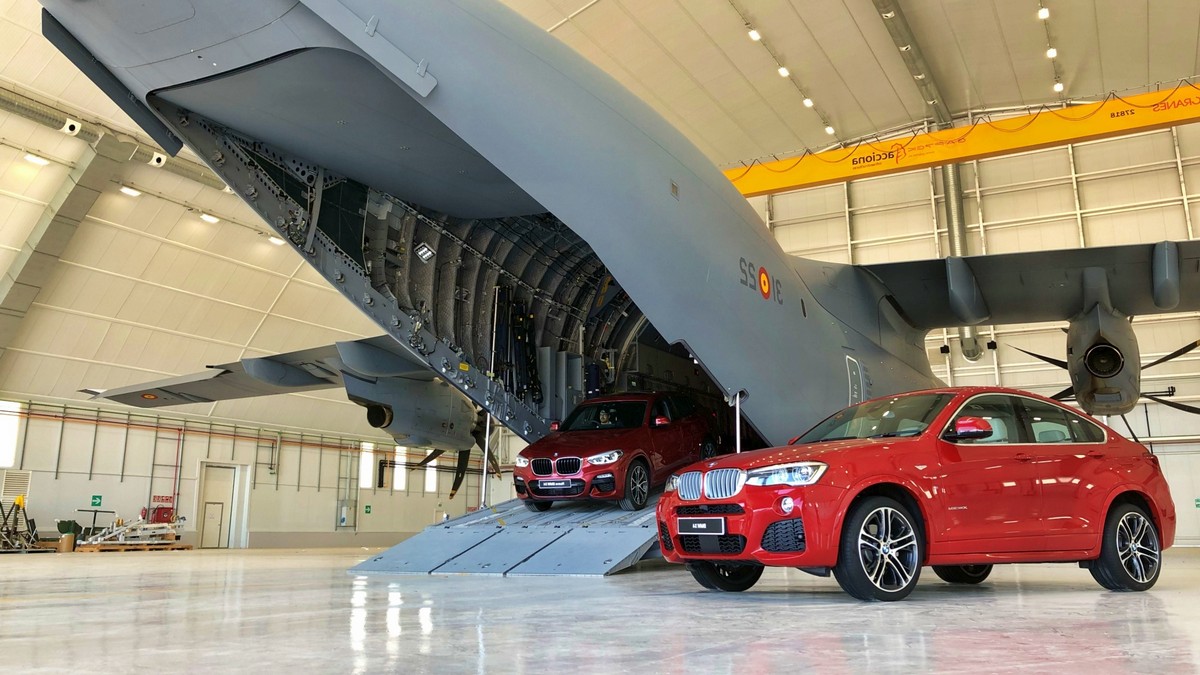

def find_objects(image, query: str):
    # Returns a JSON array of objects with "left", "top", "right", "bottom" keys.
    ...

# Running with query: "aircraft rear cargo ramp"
[{"left": 351, "top": 497, "right": 663, "bottom": 577}]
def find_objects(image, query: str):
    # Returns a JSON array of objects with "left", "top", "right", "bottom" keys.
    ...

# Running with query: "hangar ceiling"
[{"left": 0, "top": 0, "right": 1198, "bottom": 438}]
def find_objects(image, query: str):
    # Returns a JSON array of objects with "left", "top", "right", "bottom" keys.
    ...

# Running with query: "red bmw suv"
[
  {"left": 657, "top": 387, "right": 1176, "bottom": 600},
  {"left": 514, "top": 392, "right": 719, "bottom": 511}
]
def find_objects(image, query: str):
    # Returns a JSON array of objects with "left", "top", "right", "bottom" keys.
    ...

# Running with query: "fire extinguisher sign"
[{"left": 151, "top": 495, "right": 174, "bottom": 505}]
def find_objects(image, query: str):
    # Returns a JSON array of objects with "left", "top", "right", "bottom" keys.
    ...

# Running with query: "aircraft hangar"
[{"left": 2, "top": 0, "right": 1200, "bottom": 670}]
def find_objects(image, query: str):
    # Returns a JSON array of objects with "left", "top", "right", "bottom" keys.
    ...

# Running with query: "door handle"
[
  {"left": 1085, "top": 449, "right": 1105, "bottom": 459},
  {"left": 1014, "top": 453, "right": 1033, "bottom": 462}
]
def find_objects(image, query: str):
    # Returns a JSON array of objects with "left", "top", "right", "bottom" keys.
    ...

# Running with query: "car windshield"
[
  {"left": 561, "top": 401, "right": 647, "bottom": 431},
  {"left": 793, "top": 393, "right": 954, "bottom": 444}
]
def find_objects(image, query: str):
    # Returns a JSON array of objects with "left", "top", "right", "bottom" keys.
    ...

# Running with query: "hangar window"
[
  {"left": 359, "top": 442, "right": 375, "bottom": 490},
  {"left": 393, "top": 446, "right": 407, "bottom": 491},
  {"left": 425, "top": 458, "right": 438, "bottom": 493},
  {"left": 0, "top": 401, "right": 19, "bottom": 468}
]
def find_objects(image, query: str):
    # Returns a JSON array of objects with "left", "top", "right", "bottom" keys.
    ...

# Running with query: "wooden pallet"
[{"left": 75, "top": 543, "right": 193, "bottom": 553}]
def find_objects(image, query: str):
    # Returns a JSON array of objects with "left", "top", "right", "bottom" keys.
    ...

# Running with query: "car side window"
[
  {"left": 652, "top": 399, "right": 672, "bottom": 422},
  {"left": 1020, "top": 398, "right": 1074, "bottom": 443},
  {"left": 950, "top": 395, "right": 1022, "bottom": 444},
  {"left": 1063, "top": 408, "right": 1106, "bottom": 442},
  {"left": 672, "top": 395, "right": 696, "bottom": 418}
]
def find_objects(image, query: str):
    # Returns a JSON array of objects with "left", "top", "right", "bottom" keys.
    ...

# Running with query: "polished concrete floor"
[{"left": 3, "top": 548, "right": 1200, "bottom": 674}]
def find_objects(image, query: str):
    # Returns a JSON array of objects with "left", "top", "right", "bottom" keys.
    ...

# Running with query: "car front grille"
[
  {"left": 678, "top": 471, "right": 702, "bottom": 500},
  {"left": 680, "top": 534, "right": 746, "bottom": 555},
  {"left": 531, "top": 458, "right": 553, "bottom": 476},
  {"left": 555, "top": 457, "right": 581, "bottom": 474},
  {"left": 676, "top": 504, "right": 744, "bottom": 515},
  {"left": 761, "top": 518, "right": 806, "bottom": 553},
  {"left": 658, "top": 521, "right": 674, "bottom": 551},
  {"left": 703, "top": 469, "right": 745, "bottom": 499},
  {"left": 528, "top": 479, "right": 585, "bottom": 497}
]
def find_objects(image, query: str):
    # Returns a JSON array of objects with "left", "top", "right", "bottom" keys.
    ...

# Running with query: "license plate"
[
  {"left": 677, "top": 517, "right": 725, "bottom": 535},
  {"left": 539, "top": 479, "right": 571, "bottom": 489}
]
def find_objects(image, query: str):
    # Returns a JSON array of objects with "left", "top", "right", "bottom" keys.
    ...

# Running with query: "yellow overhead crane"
[{"left": 726, "top": 82, "right": 1200, "bottom": 197}]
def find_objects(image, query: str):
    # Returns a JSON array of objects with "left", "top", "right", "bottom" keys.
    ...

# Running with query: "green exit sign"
[
  {"left": 91, "top": 495, "right": 102, "bottom": 507},
  {"left": 1195, "top": 498, "right": 1200, "bottom": 509},
  {"left": 364, "top": 505, "right": 372, "bottom": 514}
]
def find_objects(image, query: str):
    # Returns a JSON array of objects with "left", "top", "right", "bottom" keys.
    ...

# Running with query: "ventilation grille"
[{"left": 1, "top": 470, "right": 31, "bottom": 499}]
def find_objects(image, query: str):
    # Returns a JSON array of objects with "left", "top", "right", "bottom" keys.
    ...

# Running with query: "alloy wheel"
[
  {"left": 1116, "top": 511, "right": 1160, "bottom": 584},
  {"left": 629, "top": 463, "right": 648, "bottom": 505},
  {"left": 857, "top": 506, "right": 920, "bottom": 592}
]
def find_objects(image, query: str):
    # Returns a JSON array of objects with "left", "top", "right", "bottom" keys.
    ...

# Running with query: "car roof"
[
  {"left": 576, "top": 392, "right": 667, "bottom": 404},
  {"left": 864, "top": 386, "right": 1072, "bottom": 409}
]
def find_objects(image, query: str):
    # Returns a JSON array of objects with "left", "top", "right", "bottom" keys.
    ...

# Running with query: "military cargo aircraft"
[{"left": 41, "top": 0, "right": 1200, "bottom": 493}]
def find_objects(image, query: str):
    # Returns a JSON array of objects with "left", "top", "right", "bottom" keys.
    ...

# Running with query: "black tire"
[
  {"left": 686, "top": 562, "right": 764, "bottom": 592},
  {"left": 618, "top": 460, "right": 650, "bottom": 511},
  {"left": 833, "top": 496, "right": 923, "bottom": 602},
  {"left": 933, "top": 564, "right": 993, "bottom": 584},
  {"left": 699, "top": 438, "right": 718, "bottom": 460},
  {"left": 1089, "top": 503, "right": 1162, "bottom": 592},
  {"left": 523, "top": 499, "right": 552, "bottom": 512}
]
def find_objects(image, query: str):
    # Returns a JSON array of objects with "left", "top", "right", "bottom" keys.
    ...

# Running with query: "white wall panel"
[
  {"left": 775, "top": 217, "right": 845, "bottom": 254},
  {"left": 983, "top": 218, "right": 1079, "bottom": 253},
  {"left": 979, "top": 185, "right": 1076, "bottom": 225},
  {"left": 1073, "top": 132, "right": 1175, "bottom": 173},
  {"left": 977, "top": 148, "right": 1070, "bottom": 185},
  {"left": 1085, "top": 207, "right": 1188, "bottom": 246}
]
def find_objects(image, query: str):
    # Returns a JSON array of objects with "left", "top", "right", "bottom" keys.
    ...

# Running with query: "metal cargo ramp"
[{"left": 350, "top": 496, "right": 662, "bottom": 577}]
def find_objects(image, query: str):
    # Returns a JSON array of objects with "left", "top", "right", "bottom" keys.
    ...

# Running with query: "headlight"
[
  {"left": 665, "top": 474, "right": 680, "bottom": 492},
  {"left": 586, "top": 449, "right": 624, "bottom": 465},
  {"left": 515, "top": 456, "right": 530, "bottom": 468},
  {"left": 744, "top": 461, "right": 827, "bottom": 487}
]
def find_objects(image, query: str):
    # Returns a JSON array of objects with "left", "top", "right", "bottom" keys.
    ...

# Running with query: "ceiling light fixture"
[
  {"left": 119, "top": 186, "right": 142, "bottom": 197},
  {"left": 777, "top": 66, "right": 790, "bottom": 77},
  {"left": 1046, "top": 47, "right": 1057, "bottom": 59},
  {"left": 899, "top": 44, "right": 912, "bottom": 52},
  {"left": 199, "top": 213, "right": 220, "bottom": 224},
  {"left": 1038, "top": 7, "right": 1050, "bottom": 20},
  {"left": 881, "top": 11, "right": 895, "bottom": 19},
  {"left": 802, "top": 97, "right": 814, "bottom": 107},
  {"left": 268, "top": 236, "right": 285, "bottom": 246},
  {"left": 23, "top": 153, "right": 49, "bottom": 166},
  {"left": 414, "top": 242, "right": 436, "bottom": 263},
  {"left": 748, "top": 28, "right": 761, "bottom": 41},
  {"left": 913, "top": 73, "right": 926, "bottom": 80},
  {"left": 1053, "top": 81, "right": 1065, "bottom": 93},
  {"left": 824, "top": 126, "right": 835, "bottom": 135},
  {"left": 927, "top": 99, "right": 938, "bottom": 105}
]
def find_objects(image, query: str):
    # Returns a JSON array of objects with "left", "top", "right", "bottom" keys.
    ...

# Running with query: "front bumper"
[
  {"left": 656, "top": 483, "right": 847, "bottom": 568},
  {"left": 513, "top": 463, "right": 622, "bottom": 501}
]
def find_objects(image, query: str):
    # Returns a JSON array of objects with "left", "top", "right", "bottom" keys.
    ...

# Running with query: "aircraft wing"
[
  {"left": 88, "top": 336, "right": 431, "bottom": 408},
  {"left": 862, "top": 241, "right": 1200, "bottom": 329}
]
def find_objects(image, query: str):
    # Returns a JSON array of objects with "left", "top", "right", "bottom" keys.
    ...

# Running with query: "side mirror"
[
  {"left": 945, "top": 416, "right": 992, "bottom": 441},
  {"left": 653, "top": 416, "right": 670, "bottom": 427},
  {"left": 549, "top": 421, "right": 560, "bottom": 431}
]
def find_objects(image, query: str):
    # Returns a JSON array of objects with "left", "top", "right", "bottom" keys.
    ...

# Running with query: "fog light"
[{"left": 780, "top": 497, "right": 794, "bottom": 515}]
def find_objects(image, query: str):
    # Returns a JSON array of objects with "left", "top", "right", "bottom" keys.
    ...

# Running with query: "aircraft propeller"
[{"left": 1012, "top": 338, "right": 1200, "bottom": 413}]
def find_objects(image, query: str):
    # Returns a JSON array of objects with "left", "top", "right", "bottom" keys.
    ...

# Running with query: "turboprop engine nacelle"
[
  {"left": 343, "top": 374, "right": 476, "bottom": 451},
  {"left": 1066, "top": 304, "right": 1140, "bottom": 416}
]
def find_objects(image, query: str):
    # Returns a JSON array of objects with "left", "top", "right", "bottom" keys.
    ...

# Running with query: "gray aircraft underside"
[{"left": 40, "top": 0, "right": 1200, "bottom": 448}]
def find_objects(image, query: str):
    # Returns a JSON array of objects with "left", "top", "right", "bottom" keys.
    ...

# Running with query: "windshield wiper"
[
  {"left": 812, "top": 435, "right": 859, "bottom": 443},
  {"left": 869, "top": 430, "right": 922, "bottom": 439}
]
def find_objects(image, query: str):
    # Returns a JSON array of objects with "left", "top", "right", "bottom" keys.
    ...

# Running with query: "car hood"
[
  {"left": 684, "top": 437, "right": 923, "bottom": 473},
  {"left": 519, "top": 429, "right": 644, "bottom": 458}
]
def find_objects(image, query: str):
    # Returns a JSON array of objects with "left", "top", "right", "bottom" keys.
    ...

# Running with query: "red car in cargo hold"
[
  {"left": 514, "top": 392, "right": 719, "bottom": 511},
  {"left": 656, "top": 387, "right": 1176, "bottom": 601}
]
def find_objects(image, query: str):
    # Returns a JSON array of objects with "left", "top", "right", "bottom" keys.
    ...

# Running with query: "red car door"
[
  {"left": 1018, "top": 396, "right": 1114, "bottom": 551},
  {"left": 933, "top": 394, "right": 1046, "bottom": 553},
  {"left": 647, "top": 397, "right": 686, "bottom": 483}
]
